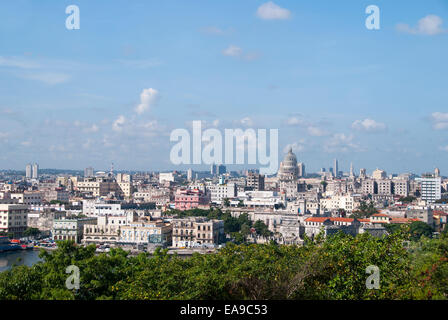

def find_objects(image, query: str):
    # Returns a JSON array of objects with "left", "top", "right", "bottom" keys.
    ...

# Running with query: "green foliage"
[
  {"left": 350, "top": 201, "right": 377, "bottom": 219},
  {"left": 24, "top": 227, "right": 41, "bottom": 238},
  {"left": 399, "top": 196, "right": 417, "bottom": 203},
  {"left": 167, "top": 208, "right": 254, "bottom": 242},
  {"left": 409, "top": 221, "right": 434, "bottom": 241},
  {"left": 3, "top": 232, "right": 448, "bottom": 300}
]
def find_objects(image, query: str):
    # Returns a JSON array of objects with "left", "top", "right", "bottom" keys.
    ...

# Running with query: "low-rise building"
[
  {"left": 52, "top": 217, "right": 97, "bottom": 243},
  {"left": 172, "top": 217, "right": 224, "bottom": 248}
]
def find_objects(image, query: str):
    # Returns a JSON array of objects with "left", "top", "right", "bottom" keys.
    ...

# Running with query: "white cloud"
[
  {"left": 20, "top": 72, "right": 71, "bottom": 85},
  {"left": 112, "top": 115, "right": 126, "bottom": 132},
  {"left": 439, "top": 145, "right": 448, "bottom": 152},
  {"left": 223, "top": 45, "right": 243, "bottom": 57},
  {"left": 256, "top": 2, "right": 291, "bottom": 20},
  {"left": 83, "top": 124, "right": 99, "bottom": 133},
  {"left": 431, "top": 112, "right": 448, "bottom": 130},
  {"left": 352, "top": 118, "right": 387, "bottom": 132},
  {"left": 0, "top": 56, "right": 40, "bottom": 69},
  {"left": 135, "top": 88, "right": 159, "bottom": 114},
  {"left": 222, "top": 45, "right": 260, "bottom": 61},
  {"left": 240, "top": 117, "right": 254, "bottom": 127},
  {"left": 307, "top": 126, "right": 329, "bottom": 137},
  {"left": 286, "top": 117, "right": 305, "bottom": 126},
  {"left": 397, "top": 15, "right": 446, "bottom": 35},
  {"left": 324, "top": 133, "right": 360, "bottom": 153},
  {"left": 284, "top": 140, "right": 305, "bottom": 153}
]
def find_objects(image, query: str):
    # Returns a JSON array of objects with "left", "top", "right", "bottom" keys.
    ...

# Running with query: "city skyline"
[{"left": 0, "top": 1, "right": 447, "bottom": 173}]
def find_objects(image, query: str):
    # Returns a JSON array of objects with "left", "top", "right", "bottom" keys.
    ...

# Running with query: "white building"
[
  {"left": 0, "top": 201, "right": 29, "bottom": 238},
  {"left": 416, "top": 176, "right": 441, "bottom": 203},
  {"left": 210, "top": 183, "right": 237, "bottom": 204},
  {"left": 82, "top": 199, "right": 125, "bottom": 216}
]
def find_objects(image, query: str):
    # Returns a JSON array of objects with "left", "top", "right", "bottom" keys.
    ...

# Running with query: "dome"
[
  {"left": 278, "top": 148, "right": 299, "bottom": 179},
  {"left": 283, "top": 148, "right": 297, "bottom": 167}
]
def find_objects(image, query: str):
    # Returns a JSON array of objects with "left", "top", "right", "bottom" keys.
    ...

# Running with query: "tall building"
[
  {"left": 217, "top": 164, "right": 226, "bottom": 175},
  {"left": 187, "top": 168, "right": 194, "bottom": 181},
  {"left": 333, "top": 159, "right": 339, "bottom": 178},
  {"left": 84, "top": 167, "right": 94, "bottom": 178},
  {"left": 32, "top": 163, "right": 39, "bottom": 179},
  {"left": 210, "top": 164, "right": 217, "bottom": 175},
  {"left": 25, "top": 164, "right": 32, "bottom": 179},
  {"left": 246, "top": 172, "right": 265, "bottom": 191},
  {"left": 416, "top": 175, "right": 442, "bottom": 203},
  {"left": 349, "top": 163, "right": 354, "bottom": 178},
  {"left": 435, "top": 168, "right": 441, "bottom": 178},
  {"left": 298, "top": 162, "right": 305, "bottom": 178}
]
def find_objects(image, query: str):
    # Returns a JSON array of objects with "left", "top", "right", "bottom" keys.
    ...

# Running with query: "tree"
[
  {"left": 24, "top": 227, "right": 41, "bottom": 238},
  {"left": 223, "top": 198, "right": 230, "bottom": 207},
  {"left": 351, "top": 201, "right": 377, "bottom": 219},
  {"left": 320, "top": 181, "right": 328, "bottom": 192},
  {"left": 409, "top": 221, "right": 434, "bottom": 241},
  {"left": 253, "top": 220, "right": 273, "bottom": 238}
]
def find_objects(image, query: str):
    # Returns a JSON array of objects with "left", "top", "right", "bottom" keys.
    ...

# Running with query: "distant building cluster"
[{"left": 0, "top": 154, "right": 446, "bottom": 250}]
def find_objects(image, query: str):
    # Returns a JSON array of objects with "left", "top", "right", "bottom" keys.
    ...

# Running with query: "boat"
[{"left": 0, "top": 236, "right": 21, "bottom": 252}]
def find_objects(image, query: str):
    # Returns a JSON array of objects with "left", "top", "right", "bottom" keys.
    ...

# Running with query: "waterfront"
[{"left": 0, "top": 250, "right": 42, "bottom": 272}]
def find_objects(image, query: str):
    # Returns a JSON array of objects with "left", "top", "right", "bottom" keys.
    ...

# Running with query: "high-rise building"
[
  {"left": 298, "top": 162, "right": 305, "bottom": 178},
  {"left": 334, "top": 159, "right": 339, "bottom": 178},
  {"left": 416, "top": 175, "right": 442, "bottom": 203},
  {"left": 246, "top": 172, "right": 265, "bottom": 191},
  {"left": 84, "top": 167, "right": 94, "bottom": 178},
  {"left": 217, "top": 164, "right": 226, "bottom": 175},
  {"left": 32, "top": 163, "right": 39, "bottom": 179},
  {"left": 349, "top": 163, "right": 354, "bottom": 178},
  {"left": 25, "top": 164, "right": 32, "bottom": 179},
  {"left": 187, "top": 168, "right": 194, "bottom": 181},
  {"left": 435, "top": 168, "right": 441, "bottom": 178}
]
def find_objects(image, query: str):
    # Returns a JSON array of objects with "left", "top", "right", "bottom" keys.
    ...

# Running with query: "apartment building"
[
  {"left": 172, "top": 217, "right": 224, "bottom": 248},
  {"left": 376, "top": 179, "right": 392, "bottom": 195},
  {"left": 209, "top": 183, "right": 237, "bottom": 204},
  {"left": 174, "top": 189, "right": 210, "bottom": 211},
  {"left": 52, "top": 217, "right": 97, "bottom": 243},
  {"left": 416, "top": 176, "right": 442, "bottom": 203},
  {"left": 246, "top": 172, "right": 265, "bottom": 191},
  {"left": 119, "top": 219, "right": 172, "bottom": 247},
  {"left": 0, "top": 201, "right": 29, "bottom": 238},
  {"left": 361, "top": 179, "right": 375, "bottom": 195},
  {"left": 393, "top": 180, "right": 409, "bottom": 197},
  {"left": 10, "top": 191, "right": 43, "bottom": 205}
]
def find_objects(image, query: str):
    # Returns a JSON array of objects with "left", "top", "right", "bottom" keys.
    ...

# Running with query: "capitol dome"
[{"left": 278, "top": 148, "right": 299, "bottom": 180}]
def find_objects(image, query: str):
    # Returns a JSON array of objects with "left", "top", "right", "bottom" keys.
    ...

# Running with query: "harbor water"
[{"left": 0, "top": 250, "right": 43, "bottom": 272}]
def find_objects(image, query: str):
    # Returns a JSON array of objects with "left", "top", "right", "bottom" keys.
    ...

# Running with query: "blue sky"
[{"left": 0, "top": 0, "right": 447, "bottom": 175}]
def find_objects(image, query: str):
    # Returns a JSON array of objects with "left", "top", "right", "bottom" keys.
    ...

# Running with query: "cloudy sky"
[{"left": 0, "top": 0, "right": 447, "bottom": 175}]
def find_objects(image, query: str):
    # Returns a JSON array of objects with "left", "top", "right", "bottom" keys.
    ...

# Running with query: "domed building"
[{"left": 278, "top": 148, "right": 299, "bottom": 181}]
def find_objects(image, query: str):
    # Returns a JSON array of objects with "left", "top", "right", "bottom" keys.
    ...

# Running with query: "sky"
[{"left": 0, "top": 0, "right": 447, "bottom": 175}]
